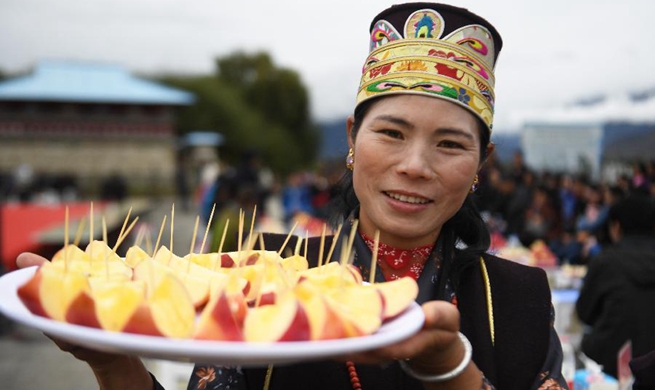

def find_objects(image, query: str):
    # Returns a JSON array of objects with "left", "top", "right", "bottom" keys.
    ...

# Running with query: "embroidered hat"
[{"left": 356, "top": 2, "right": 503, "bottom": 132}]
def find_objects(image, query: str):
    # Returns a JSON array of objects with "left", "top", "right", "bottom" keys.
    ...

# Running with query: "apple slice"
[
  {"left": 195, "top": 290, "right": 247, "bottom": 341},
  {"left": 65, "top": 290, "right": 101, "bottom": 329},
  {"left": 244, "top": 292, "right": 311, "bottom": 342},
  {"left": 148, "top": 273, "right": 196, "bottom": 338},
  {"left": 125, "top": 245, "right": 151, "bottom": 268},
  {"left": 27, "top": 263, "right": 91, "bottom": 322},
  {"left": 294, "top": 280, "right": 347, "bottom": 340},
  {"left": 280, "top": 255, "right": 309, "bottom": 271},
  {"left": 373, "top": 277, "right": 419, "bottom": 320},
  {"left": 185, "top": 253, "right": 221, "bottom": 270},
  {"left": 51, "top": 245, "right": 88, "bottom": 263},
  {"left": 323, "top": 284, "right": 383, "bottom": 337},
  {"left": 89, "top": 280, "right": 147, "bottom": 332}
]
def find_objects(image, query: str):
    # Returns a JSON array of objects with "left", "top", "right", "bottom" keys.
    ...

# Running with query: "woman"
[{"left": 17, "top": 3, "right": 568, "bottom": 390}]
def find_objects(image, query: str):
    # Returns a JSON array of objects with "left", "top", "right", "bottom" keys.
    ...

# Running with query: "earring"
[
  {"left": 469, "top": 175, "right": 479, "bottom": 194},
  {"left": 346, "top": 148, "right": 355, "bottom": 170}
]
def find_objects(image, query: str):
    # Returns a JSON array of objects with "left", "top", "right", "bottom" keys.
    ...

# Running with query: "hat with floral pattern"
[{"left": 356, "top": 2, "right": 503, "bottom": 132}]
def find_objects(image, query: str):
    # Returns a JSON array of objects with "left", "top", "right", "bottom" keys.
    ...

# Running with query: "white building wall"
[{"left": 521, "top": 123, "right": 603, "bottom": 180}]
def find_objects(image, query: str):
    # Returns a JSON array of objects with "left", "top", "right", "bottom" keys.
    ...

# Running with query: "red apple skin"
[
  {"left": 194, "top": 292, "right": 246, "bottom": 341},
  {"left": 242, "top": 253, "right": 260, "bottom": 266},
  {"left": 65, "top": 292, "right": 101, "bottom": 329},
  {"left": 320, "top": 303, "right": 348, "bottom": 340},
  {"left": 220, "top": 254, "right": 235, "bottom": 268},
  {"left": 278, "top": 302, "right": 311, "bottom": 342},
  {"left": 17, "top": 269, "right": 48, "bottom": 318},
  {"left": 122, "top": 305, "right": 163, "bottom": 337}
]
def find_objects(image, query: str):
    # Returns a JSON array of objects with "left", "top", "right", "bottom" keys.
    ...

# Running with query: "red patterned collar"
[{"left": 360, "top": 232, "right": 434, "bottom": 281}]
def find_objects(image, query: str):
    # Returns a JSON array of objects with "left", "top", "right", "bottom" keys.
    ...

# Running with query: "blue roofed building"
[{"left": 0, "top": 60, "right": 195, "bottom": 198}]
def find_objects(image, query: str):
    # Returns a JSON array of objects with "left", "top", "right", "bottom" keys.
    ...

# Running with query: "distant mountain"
[{"left": 318, "top": 119, "right": 348, "bottom": 160}]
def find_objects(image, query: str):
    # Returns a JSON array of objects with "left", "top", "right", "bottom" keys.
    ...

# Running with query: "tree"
[{"left": 159, "top": 51, "right": 319, "bottom": 174}]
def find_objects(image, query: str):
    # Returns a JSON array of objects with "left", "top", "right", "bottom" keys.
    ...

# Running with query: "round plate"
[{"left": 0, "top": 267, "right": 425, "bottom": 367}]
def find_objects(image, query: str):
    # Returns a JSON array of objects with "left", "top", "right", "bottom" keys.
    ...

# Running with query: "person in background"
[
  {"left": 576, "top": 194, "right": 655, "bottom": 378},
  {"left": 16, "top": 3, "right": 568, "bottom": 390}
]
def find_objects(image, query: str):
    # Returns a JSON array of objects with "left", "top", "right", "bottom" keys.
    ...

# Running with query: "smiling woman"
[{"left": 14, "top": 3, "right": 569, "bottom": 390}]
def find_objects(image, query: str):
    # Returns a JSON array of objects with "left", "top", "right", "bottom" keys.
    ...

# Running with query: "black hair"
[
  {"left": 609, "top": 194, "right": 655, "bottom": 236},
  {"left": 328, "top": 97, "right": 492, "bottom": 299}
]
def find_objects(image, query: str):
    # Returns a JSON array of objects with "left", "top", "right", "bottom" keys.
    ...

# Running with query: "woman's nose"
[{"left": 395, "top": 145, "right": 435, "bottom": 179}]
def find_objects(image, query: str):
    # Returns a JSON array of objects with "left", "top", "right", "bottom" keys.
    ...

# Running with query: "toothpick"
[
  {"left": 324, "top": 223, "right": 343, "bottom": 272},
  {"left": 369, "top": 230, "right": 380, "bottom": 284},
  {"left": 304, "top": 231, "right": 309, "bottom": 259},
  {"left": 344, "top": 220, "right": 359, "bottom": 266},
  {"left": 213, "top": 219, "right": 230, "bottom": 272},
  {"left": 277, "top": 221, "right": 298, "bottom": 256},
  {"left": 237, "top": 209, "right": 244, "bottom": 265},
  {"left": 112, "top": 217, "right": 139, "bottom": 256},
  {"left": 64, "top": 206, "right": 70, "bottom": 272},
  {"left": 318, "top": 224, "right": 326, "bottom": 269},
  {"left": 186, "top": 216, "right": 200, "bottom": 276},
  {"left": 113, "top": 206, "right": 133, "bottom": 252},
  {"left": 254, "top": 234, "right": 267, "bottom": 308},
  {"left": 89, "top": 202, "right": 94, "bottom": 244},
  {"left": 153, "top": 215, "right": 167, "bottom": 257},
  {"left": 190, "top": 215, "right": 200, "bottom": 255},
  {"left": 145, "top": 226, "right": 153, "bottom": 256},
  {"left": 294, "top": 235, "right": 303, "bottom": 257},
  {"left": 170, "top": 204, "right": 175, "bottom": 256},
  {"left": 73, "top": 217, "right": 86, "bottom": 247},
  {"left": 200, "top": 203, "right": 216, "bottom": 254},
  {"left": 102, "top": 217, "right": 109, "bottom": 280},
  {"left": 246, "top": 205, "right": 257, "bottom": 255},
  {"left": 134, "top": 224, "right": 146, "bottom": 249}
]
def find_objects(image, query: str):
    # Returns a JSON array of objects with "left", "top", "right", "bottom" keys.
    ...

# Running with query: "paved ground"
[{"left": 0, "top": 198, "right": 202, "bottom": 390}]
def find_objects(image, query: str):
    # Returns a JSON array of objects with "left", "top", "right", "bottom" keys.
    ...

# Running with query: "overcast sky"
[{"left": 1, "top": 0, "right": 654, "bottom": 132}]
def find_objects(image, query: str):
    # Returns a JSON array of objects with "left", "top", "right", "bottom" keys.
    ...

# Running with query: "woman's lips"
[{"left": 383, "top": 191, "right": 432, "bottom": 205}]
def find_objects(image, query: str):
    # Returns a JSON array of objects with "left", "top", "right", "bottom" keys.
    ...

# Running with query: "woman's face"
[{"left": 348, "top": 95, "right": 482, "bottom": 249}]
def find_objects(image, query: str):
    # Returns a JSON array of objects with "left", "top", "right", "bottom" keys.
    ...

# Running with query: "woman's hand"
[
  {"left": 15, "top": 252, "right": 154, "bottom": 390},
  {"left": 339, "top": 300, "right": 483, "bottom": 388}
]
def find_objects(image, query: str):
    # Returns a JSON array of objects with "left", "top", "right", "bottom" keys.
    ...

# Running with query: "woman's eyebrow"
[
  {"left": 371, "top": 115, "right": 414, "bottom": 129},
  {"left": 435, "top": 127, "right": 476, "bottom": 141}
]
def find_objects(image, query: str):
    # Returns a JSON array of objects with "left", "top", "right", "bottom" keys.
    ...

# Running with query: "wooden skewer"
[
  {"left": 277, "top": 221, "right": 299, "bottom": 256},
  {"left": 304, "top": 231, "right": 309, "bottom": 259},
  {"left": 200, "top": 203, "right": 216, "bottom": 254},
  {"left": 246, "top": 205, "right": 257, "bottom": 256},
  {"left": 190, "top": 215, "right": 200, "bottom": 255},
  {"left": 369, "top": 230, "right": 380, "bottom": 284},
  {"left": 170, "top": 204, "right": 175, "bottom": 257},
  {"left": 64, "top": 206, "right": 70, "bottom": 273},
  {"left": 112, "top": 217, "right": 139, "bottom": 256},
  {"left": 318, "top": 224, "right": 326, "bottom": 269},
  {"left": 213, "top": 218, "right": 230, "bottom": 272},
  {"left": 294, "top": 236, "right": 303, "bottom": 257},
  {"left": 102, "top": 217, "right": 109, "bottom": 280},
  {"left": 144, "top": 226, "right": 153, "bottom": 256},
  {"left": 113, "top": 206, "right": 133, "bottom": 252},
  {"left": 153, "top": 215, "right": 167, "bottom": 257},
  {"left": 134, "top": 224, "right": 146, "bottom": 249},
  {"left": 324, "top": 223, "right": 343, "bottom": 271},
  {"left": 73, "top": 217, "right": 86, "bottom": 247},
  {"left": 186, "top": 216, "right": 200, "bottom": 275},
  {"left": 344, "top": 220, "right": 359, "bottom": 266}
]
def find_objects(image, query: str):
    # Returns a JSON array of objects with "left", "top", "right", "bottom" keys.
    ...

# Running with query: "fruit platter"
[{"left": 0, "top": 206, "right": 424, "bottom": 366}]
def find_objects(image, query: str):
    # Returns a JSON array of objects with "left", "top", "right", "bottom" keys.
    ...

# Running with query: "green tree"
[{"left": 160, "top": 51, "right": 319, "bottom": 174}]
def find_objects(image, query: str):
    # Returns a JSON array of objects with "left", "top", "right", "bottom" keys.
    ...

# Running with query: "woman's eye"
[
  {"left": 438, "top": 140, "right": 463, "bottom": 149},
  {"left": 380, "top": 129, "right": 403, "bottom": 138}
]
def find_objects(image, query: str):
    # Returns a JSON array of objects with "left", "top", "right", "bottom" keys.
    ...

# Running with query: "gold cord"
[
  {"left": 479, "top": 257, "right": 495, "bottom": 346},
  {"left": 263, "top": 365, "right": 274, "bottom": 390}
]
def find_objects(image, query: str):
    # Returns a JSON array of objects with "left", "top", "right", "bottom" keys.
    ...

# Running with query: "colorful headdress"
[{"left": 356, "top": 3, "right": 503, "bottom": 132}]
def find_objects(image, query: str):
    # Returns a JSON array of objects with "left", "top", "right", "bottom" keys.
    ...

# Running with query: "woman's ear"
[
  {"left": 346, "top": 116, "right": 355, "bottom": 149},
  {"left": 479, "top": 142, "right": 495, "bottom": 170}
]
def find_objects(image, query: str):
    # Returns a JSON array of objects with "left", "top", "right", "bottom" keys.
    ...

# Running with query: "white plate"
[{"left": 0, "top": 267, "right": 425, "bottom": 367}]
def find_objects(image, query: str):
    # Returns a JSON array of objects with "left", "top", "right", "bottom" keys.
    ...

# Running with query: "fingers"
[
  {"left": 16, "top": 252, "right": 49, "bottom": 269},
  {"left": 336, "top": 300, "right": 461, "bottom": 365}
]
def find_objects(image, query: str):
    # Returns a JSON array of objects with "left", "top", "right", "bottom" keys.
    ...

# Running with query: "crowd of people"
[{"left": 474, "top": 152, "right": 655, "bottom": 265}]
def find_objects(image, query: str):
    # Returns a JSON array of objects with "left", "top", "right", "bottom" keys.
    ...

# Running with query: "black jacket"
[{"left": 576, "top": 235, "right": 655, "bottom": 377}]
